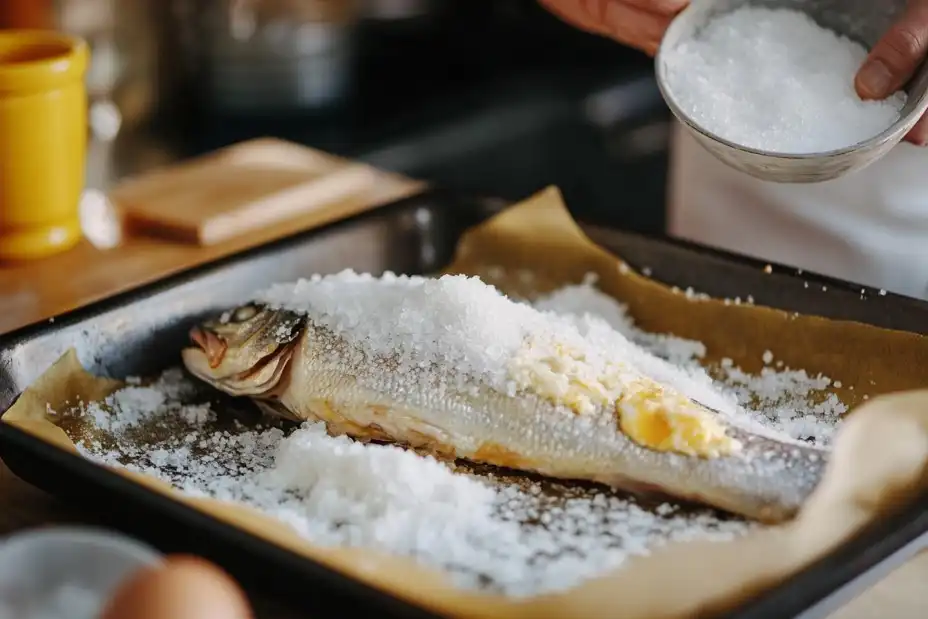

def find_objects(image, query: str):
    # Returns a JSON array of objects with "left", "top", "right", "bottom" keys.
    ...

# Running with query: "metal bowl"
[{"left": 655, "top": 0, "right": 928, "bottom": 183}]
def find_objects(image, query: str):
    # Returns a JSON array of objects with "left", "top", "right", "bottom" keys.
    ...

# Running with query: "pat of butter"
[
  {"left": 618, "top": 387, "right": 741, "bottom": 458},
  {"left": 507, "top": 338, "right": 740, "bottom": 459}
]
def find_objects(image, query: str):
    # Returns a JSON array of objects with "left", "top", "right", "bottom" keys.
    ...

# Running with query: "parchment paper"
[{"left": 3, "top": 186, "right": 928, "bottom": 619}]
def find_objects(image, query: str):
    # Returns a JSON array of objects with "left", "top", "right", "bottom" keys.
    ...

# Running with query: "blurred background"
[{"left": 0, "top": 0, "right": 671, "bottom": 234}]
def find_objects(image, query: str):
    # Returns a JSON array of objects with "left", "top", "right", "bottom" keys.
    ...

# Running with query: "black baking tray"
[{"left": 1, "top": 189, "right": 927, "bottom": 618}]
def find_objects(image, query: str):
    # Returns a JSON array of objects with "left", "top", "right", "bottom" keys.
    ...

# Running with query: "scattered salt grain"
[
  {"left": 662, "top": 7, "right": 907, "bottom": 154},
  {"left": 76, "top": 368, "right": 214, "bottom": 433},
  {"left": 85, "top": 386, "right": 167, "bottom": 432},
  {"left": 683, "top": 287, "right": 710, "bottom": 301}
]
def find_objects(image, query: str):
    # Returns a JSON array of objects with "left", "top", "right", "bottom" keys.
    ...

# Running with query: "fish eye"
[{"left": 231, "top": 305, "right": 259, "bottom": 323}]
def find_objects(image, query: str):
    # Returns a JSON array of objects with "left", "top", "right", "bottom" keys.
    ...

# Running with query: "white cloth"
[
  {"left": 667, "top": 122, "right": 928, "bottom": 299},
  {"left": 667, "top": 126, "right": 928, "bottom": 619}
]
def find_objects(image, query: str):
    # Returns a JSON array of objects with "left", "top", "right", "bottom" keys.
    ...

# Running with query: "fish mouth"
[
  {"left": 182, "top": 329, "right": 299, "bottom": 398},
  {"left": 189, "top": 325, "right": 228, "bottom": 368}
]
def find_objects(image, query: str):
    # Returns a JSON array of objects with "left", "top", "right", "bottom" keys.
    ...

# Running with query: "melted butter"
[
  {"left": 507, "top": 339, "right": 741, "bottom": 459},
  {"left": 618, "top": 385, "right": 741, "bottom": 458}
]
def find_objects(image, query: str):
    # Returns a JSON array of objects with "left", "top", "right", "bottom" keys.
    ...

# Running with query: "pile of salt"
[{"left": 662, "top": 7, "right": 907, "bottom": 153}]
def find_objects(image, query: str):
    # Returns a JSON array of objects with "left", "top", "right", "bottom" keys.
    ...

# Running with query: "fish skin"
[
  {"left": 282, "top": 326, "right": 824, "bottom": 523},
  {"left": 183, "top": 308, "right": 829, "bottom": 524}
]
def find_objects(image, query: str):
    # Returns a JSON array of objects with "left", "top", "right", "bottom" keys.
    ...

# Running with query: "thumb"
[{"left": 856, "top": 3, "right": 928, "bottom": 100}]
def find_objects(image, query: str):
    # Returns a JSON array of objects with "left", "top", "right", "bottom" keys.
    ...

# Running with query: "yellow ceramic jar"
[{"left": 0, "top": 30, "right": 89, "bottom": 261}]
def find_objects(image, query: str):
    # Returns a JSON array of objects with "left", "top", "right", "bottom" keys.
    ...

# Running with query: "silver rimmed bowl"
[{"left": 656, "top": 0, "right": 928, "bottom": 183}]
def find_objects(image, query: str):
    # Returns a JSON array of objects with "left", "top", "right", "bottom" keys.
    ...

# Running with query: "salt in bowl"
[{"left": 656, "top": 0, "right": 928, "bottom": 183}]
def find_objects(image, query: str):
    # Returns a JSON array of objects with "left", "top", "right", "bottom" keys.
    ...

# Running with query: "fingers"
[
  {"left": 856, "top": 2, "right": 928, "bottom": 99},
  {"left": 101, "top": 556, "right": 253, "bottom": 619},
  {"left": 857, "top": 3, "right": 928, "bottom": 148},
  {"left": 603, "top": 1, "right": 677, "bottom": 55},
  {"left": 538, "top": 0, "right": 685, "bottom": 55},
  {"left": 904, "top": 114, "right": 928, "bottom": 145},
  {"left": 606, "top": 2, "right": 675, "bottom": 55},
  {"left": 539, "top": 0, "right": 611, "bottom": 36},
  {"left": 620, "top": 0, "right": 688, "bottom": 15}
]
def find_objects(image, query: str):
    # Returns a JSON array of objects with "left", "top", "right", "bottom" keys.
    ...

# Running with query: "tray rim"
[{"left": 1, "top": 187, "right": 927, "bottom": 619}]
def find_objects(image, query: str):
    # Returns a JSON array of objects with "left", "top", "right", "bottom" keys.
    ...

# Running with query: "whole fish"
[{"left": 182, "top": 301, "right": 828, "bottom": 523}]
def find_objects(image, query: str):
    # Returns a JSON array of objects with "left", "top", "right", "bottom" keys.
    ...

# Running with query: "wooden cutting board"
[
  {"left": 110, "top": 137, "right": 397, "bottom": 246},
  {"left": 0, "top": 140, "right": 425, "bottom": 335}
]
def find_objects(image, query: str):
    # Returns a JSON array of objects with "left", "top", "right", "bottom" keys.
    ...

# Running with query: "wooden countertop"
[{"left": 0, "top": 146, "right": 923, "bottom": 618}]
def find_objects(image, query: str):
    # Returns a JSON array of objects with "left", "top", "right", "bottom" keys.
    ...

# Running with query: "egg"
[{"left": 101, "top": 555, "right": 253, "bottom": 619}]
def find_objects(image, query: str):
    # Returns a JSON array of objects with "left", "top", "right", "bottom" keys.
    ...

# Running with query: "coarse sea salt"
[
  {"left": 257, "top": 270, "right": 549, "bottom": 396},
  {"left": 255, "top": 270, "right": 746, "bottom": 419},
  {"left": 662, "top": 6, "right": 908, "bottom": 154},
  {"left": 73, "top": 368, "right": 213, "bottom": 433},
  {"left": 63, "top": 272, "right": 848, "bottom": 597}
]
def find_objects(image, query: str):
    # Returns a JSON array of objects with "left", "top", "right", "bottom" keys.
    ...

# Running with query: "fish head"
[{"left": 182, "top": 302, "right": 305, "bottom": 398}]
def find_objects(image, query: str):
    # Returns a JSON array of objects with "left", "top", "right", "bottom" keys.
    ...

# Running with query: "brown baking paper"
[{"left": 3, "top": 186, "right": 928, "bottom": 619}]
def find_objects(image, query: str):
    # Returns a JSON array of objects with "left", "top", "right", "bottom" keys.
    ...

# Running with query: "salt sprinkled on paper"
[
  {"left": 75, "top": 368, "right": 213, "bottom": 433},
  {"left": 662, "top": 7, "right": 907, "bottom": 154},
  {"left": 718, "top": 360, "right": 843, "bottom": 444}
]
